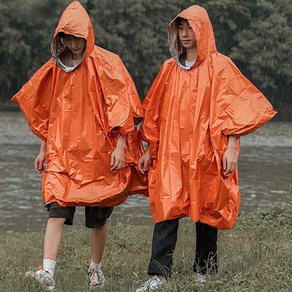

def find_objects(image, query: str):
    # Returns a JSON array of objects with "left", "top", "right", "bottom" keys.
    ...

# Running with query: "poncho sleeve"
[
  {"left": 209, "top": 53, "right": 276, "bottom": 153},
  {"left": 11, "top": 59, "right": 54, "bottom": 141},
  {"left": 118, "top": 58, "right": 144, "bottom": 124},
  {"left": 140, "top": 61, "right": 172, "bottom": 158},
  {"left": 95, "top": 51, "right": 143, "bottom": 135}
]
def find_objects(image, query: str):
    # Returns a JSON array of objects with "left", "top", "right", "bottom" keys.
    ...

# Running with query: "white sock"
[
  {"left": 89, "top": 260, "right": 102, "bottom": 271},
  {"left": 43, "top": 259, "right": 56, "bottom": 277}
]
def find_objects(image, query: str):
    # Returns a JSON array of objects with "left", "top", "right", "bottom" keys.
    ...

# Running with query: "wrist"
[
  {"left": 227, "top": 144, "right": 236, "bottom": 149},
  {"left": 115, "top": 145, "right": 126, "bottom": 150},
  {"left": 227, "top": 136, "right": 236, "bottom": 148},
  {"left": 39, "top": 148, "right": 46, "bottom": 153},
  {"left": 40, "top": 142, "right": 46, "bottom": 150}
]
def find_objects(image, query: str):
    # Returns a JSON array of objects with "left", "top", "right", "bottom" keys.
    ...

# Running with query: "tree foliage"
[
  {"left": 0, "top": 0, "right": 291, "bottom": 120},
  {"left": 230, "top": 0, "right": 292, "bottom": 120}
]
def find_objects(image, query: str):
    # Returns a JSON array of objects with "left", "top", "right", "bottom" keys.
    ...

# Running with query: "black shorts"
[{"left": 46, "top": 202, "right": 113, "bottom": 228}]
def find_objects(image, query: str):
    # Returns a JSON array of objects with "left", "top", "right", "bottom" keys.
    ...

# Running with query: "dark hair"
[
  {"left": 58, "top": 32, "right": 75, "bottom": 40},
  {"left": 58, "top": 32, "right": 67, "bottom": 39},
  {"left": 176, "top": 17, "right": 188, "bottom": 27}
]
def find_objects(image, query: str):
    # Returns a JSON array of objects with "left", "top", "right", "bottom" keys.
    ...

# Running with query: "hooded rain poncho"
[
  {"left": 12, "top": 1, "right": 147, "bottom": 207},
  {"left": 140, "top": 5, "right": 276, "bottom": 230}
]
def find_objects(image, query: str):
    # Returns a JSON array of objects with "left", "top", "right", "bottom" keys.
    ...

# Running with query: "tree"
[
  {"left": 0, "top": 0, "right": 291, "bottom": 120},
  {"left": 231, "top": 0, "right": 292, "bottom": 120},
  {"left": 0, "top": 0, "right": 68, "bottom": 101},
  {"left": 197, "top": 0, "right": 254, "bottom": 55},
  {"left": 86, "top": 0, "right": 192, "bottom": 95}
]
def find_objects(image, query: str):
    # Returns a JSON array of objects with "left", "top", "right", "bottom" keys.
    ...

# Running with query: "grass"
[{"left": 1, "top": 200, "right": 291, "bottom": 292}]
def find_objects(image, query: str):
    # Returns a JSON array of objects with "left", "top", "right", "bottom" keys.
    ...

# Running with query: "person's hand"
[
  {"left": 110, "top": 147, "right": 126, "bottom": 171},
  {"left": 35, "top": 150, "right": 46, "bottom": 174},
  {"left": 138, "top": 147, "right": 151, "bottom": 174},
  {"left": 222, "top": 145, "right": 237, "bottom": 176}
]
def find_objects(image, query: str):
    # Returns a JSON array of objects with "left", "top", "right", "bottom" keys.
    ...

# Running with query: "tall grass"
[{"left": 1, "top": 200, "right": 291, "bottom": 291}]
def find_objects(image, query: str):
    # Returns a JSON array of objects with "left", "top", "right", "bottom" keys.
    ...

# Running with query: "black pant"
[{"left": 148, "top": 219, "right": 218, "bottom": 277}]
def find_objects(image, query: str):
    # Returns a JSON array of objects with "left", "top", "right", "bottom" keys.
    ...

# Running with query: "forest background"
[{"left": 0, "top": 0, "right": 291, "bottom": 120}]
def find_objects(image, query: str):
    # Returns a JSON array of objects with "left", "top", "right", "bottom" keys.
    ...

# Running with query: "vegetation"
[
  {"left": 1, "top": 200, "right": 291, "bottom": 291},
  {"left": 0, "top": 0, "right": 291, "bottom": 120}
]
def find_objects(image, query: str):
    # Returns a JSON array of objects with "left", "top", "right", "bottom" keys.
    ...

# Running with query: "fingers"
[
  {"left": 111, "top": 161, "right": 125, "bottom": 171},
  {"left": 138, "top": 159, "right": 146, "bottom": 174},
  {"left": 110, "top": 153, "right": 125, "bottom": 171},
  {"left": 223, "top": 157, "right": 232, "bottom": 176},
  {"left": 110, "top": 159, "right": 118, "bottom": 170},
  {"left": 34, "top": 159, "right": 40, "bottom": 173},
  {"left": 224, "top": 169, "right": 232, "bottom": 176},
  {"left": 115, "top": 161, "right": 125, "bottom": 170},
  {"left": 110, "top": 152, "right": 115, "bottom": 167},
  {"left": 138, "top": 160, "right": 144, "bottom": 174},
  {"left": 223, "top": 156, "right": 227, "bottom": 171},
  {"left": 142, "top": 162, "right": 149, "bottom": 173},
  {"left": 224, "top": 160, "right": 237, "bottom": 176},
  {"left": 35, "top": 157, "right": 44, "bottom": 174},
  {"left": 138, "top": 158, "right": 151, "bottom": 174}
]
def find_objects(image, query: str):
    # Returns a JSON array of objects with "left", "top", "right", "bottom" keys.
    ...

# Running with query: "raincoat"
[
  {"left": 141, "top": 5, "right": 276, "bottom": 230},
  {"left": 12, "top": 1, "right": 147, "bottom": 207}
]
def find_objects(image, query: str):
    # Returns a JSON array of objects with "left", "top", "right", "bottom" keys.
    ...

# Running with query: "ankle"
[
  {"left": 43, "top": 259, "right": 56, "bottom": 277},
  {"left": 89, "top": 260, "right": 102, "bottom": 271},
  {"left": 157, "top": 275, "right": 167, "bottom": 282}
]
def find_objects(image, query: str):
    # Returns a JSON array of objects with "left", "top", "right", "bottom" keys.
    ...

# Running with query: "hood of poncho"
[
  {"left": 51, "top": 1, "right": 94, "bottom": 64},
  {"left": 168, "top": 5, "right": 217, "bottom": 65}
]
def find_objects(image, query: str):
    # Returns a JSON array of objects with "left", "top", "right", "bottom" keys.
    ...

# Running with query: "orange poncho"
[
  {"left": 12, "top": 1, "right": 147, "bottom": 207},
  {"left": 141, "top": 5, "right": 276, "bottom": 230}
]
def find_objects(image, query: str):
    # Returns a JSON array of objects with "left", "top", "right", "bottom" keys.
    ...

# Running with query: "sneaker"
[
  {"left": 196, "top": 273, "right": 206, "bottom": 286},
  {"left": 136, "top": 275, "right": 167, "bottom": 292},
  {"left": 87, "top": 267, "right": 105, "bottom": 288},
  {"left": 25, "top": 268, "right": 55, "bottom": 291}
]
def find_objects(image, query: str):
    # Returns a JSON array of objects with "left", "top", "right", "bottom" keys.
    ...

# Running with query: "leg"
[
  {"left": 148, "top": 219, "right": 179, "bottom": 278},
  {"left": 25, "top": 203, "right": 74, "bottom": 291},
  {"left": 85, "top": 206, "right": 113, "bottom": 287},
  {"left": 85, "top": 206, "right": 113, "bottom": 263},
  {"left": 43, "top": 217, "right": 66, "bottom": 260},
  {"left": 25, "top": 218, "right": 64, "bottom": 291},
  {"left": 136, "top": 219, "right": 179, "bottom": 291},
  {"left": 91, "top": 224, "right": 108, "bottom": 263},
  {"left": 193, "top": 222, "right": 218, "bottom": 274},
  {"left": 43, "top": 202, "right": 75, "bottom": 262}
]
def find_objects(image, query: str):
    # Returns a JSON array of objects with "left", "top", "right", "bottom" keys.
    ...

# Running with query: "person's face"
[
  {"left": 62, "top": 34, "right": 86, "bottom": 56},
  {"left": 178, "top": 20, "right": 196, "bottom": 50}
]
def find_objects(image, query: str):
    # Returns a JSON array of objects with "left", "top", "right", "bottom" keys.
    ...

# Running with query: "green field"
[{"left": 1, "top": 201, "right": 291, "bottom": 291}]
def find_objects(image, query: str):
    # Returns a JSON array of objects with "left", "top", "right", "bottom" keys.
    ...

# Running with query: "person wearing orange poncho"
[
  {"left": 136, "top": 5, "right": 276, "bottom": 290},
  {"left": 11, "top": 1, "right": 147, "bottom": 290}
]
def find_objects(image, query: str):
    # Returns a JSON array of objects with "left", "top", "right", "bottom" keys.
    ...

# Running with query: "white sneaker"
[
  {"left": 87, "top": 267, "right": 105, "bottom": 288},
  {"left": 25, "top": 269, "right": 55, "bottom": 291},
  {"left": 196, "top": 273, "right": 206, "bottom": 286},
  {"left": 136, "top": 275, "right": 167, "bottom": 291}
]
